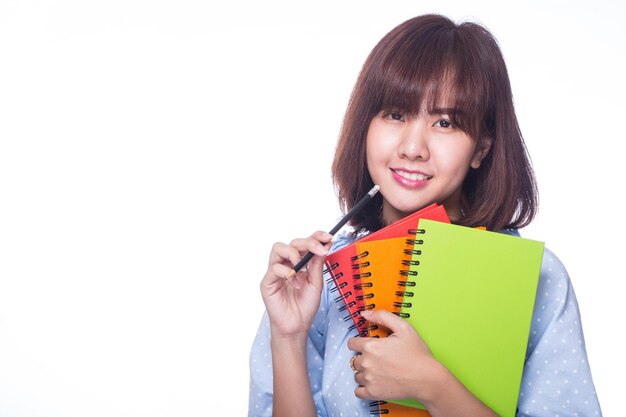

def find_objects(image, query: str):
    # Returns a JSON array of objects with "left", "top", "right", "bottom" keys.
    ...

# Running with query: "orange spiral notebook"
[
  {"left": 353, "top": 236, "right": 433, "bottom": 416},
  {"left": 354, "top": 236, "right": 416, "bottom": 338},
  {"left": 324, "top": 204, "right": 450, "bottom": 336}
]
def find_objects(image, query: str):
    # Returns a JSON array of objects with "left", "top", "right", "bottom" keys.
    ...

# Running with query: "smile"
[
  {"left": 392, "top": 169, "right": 432, "bottom": 181},
  {"left": 390, "top": 168, "right": 432, "bottom": 189}
]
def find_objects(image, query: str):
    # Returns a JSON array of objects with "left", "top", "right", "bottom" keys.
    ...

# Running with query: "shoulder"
[
  {"left": 501, "top": 229, "right": 574, "bottom": 322},
  {"left": 329, "top": 229, "right": 362, "bottom": 253},
  {"left": 511, "top": 229, "right": 572, "bottom": 298},
  {"left": 539, "top": 246, "right": 570, "bottom": 287},
  {"left": 535, "top": 245, "right": 575, "bottom": 315},
  {"left": 501, "top": 229, "right": 571, "bottom": 291},
  {"left": 534, "top": 246, "right": 573, "bottom": 318},
  {"left": 521, "top": 240, "right": 581, "bottom": 351}
]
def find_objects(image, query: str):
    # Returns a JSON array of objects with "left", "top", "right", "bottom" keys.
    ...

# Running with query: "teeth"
[{"left": 396, "top": 170, "right": 431, "bottom": 181}]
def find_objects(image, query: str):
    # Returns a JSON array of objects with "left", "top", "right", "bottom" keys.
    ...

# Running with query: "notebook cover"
[
  {"left": 356, "top": 237, "right": 435, "bottom": 417},
  {"left": 392, "top": 220, "right": 544, "bottom": 417},
  {"left": 324, "top": 204, "right": 450, "bottom": 335},
  {"left": 359, "top": 203, "right": 446, "bottom": 242},
  {"left": 324, "top": 244, "right": 369, "bottom": 334},
  {"left": 355, "top": 236, "right": 416, "bottom": 338}
]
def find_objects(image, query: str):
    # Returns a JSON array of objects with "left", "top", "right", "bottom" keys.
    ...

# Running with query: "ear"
[{"left": 470, "top": 137, "right": 493, "bottom": 169}]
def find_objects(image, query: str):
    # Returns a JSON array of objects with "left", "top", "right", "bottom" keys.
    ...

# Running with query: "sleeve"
[
  {"left": 516, "top": 248, "right": 603, "bottom": 417},
  {"left": 248, "top": 313, "right": 274, "bottom": 417},
  {"left": 247, "top": 309, "right": 329, "bottom": 417}
]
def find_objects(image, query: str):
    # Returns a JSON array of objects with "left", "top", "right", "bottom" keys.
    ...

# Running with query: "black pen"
[{"left": 287, "top": 184, "right": 380, "bottom": 279}]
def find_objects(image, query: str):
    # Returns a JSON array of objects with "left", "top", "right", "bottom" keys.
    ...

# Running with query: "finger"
[
  {"left": 306, "top": 251, "right": 328, "bottom": 287},
  {"left": 354, "top": 384, "right": 374, "bottom": 400},
  {"left": 351, "top": 353, "right": 362, "bottom": 372},
  {"left": 347, "top": 336, "right": 369, "bottom": 353},
  {"left": 360, "top": 309, "right": 412, "bottom": 334},
  {"left": 311, "top": 230, "right": 334, "bottom": 243},
  {"left": 259, "top": 263, "right": 291, "bottom": 299},
  {"left": 268, "top": 242, "right": 302, "bottom": 269},
  {"left": 354, "top": 367, "right": 366, "bottom": 385},
  {"left": 261, "top": 262, "right": 298, "bottom": 292},
  {"left": 290, "top": 232, "right": 333, "bottom": 257}
]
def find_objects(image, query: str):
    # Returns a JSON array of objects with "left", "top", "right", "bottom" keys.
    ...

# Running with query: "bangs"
[{"left": 369, "top": 24, "right": 494, "bottom": 139}]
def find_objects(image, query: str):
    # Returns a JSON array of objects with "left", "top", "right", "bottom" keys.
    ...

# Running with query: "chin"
[
  {"left": 384, "top": 201, "right": 434, "bottom": 223},
  {"left": 397, "top": 199, "right": 435, "bottom": 214}
]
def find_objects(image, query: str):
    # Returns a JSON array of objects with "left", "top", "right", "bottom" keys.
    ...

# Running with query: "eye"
[
  {"left": 433, "top": 119, "right": 454, "bottom": 128},
  {"left": 383, "top": 111, "right": 405, "bottom": 121}
]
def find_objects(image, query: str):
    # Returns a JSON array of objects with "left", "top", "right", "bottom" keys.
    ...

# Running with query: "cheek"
[
  {"left": 431, "top": 141, "right": 477, "bottom": 173},
  {"left": 366, "top": 138, "right": 394, "bottom": 182},
  {"left": 365, "top": 129, "right": 386, "bottom": 171},
  {"left": 365, "top": 143, "right": 382, "bottom": 180},
  {"left": 366, "top": 127, "right": 397, "bottom": 163}
]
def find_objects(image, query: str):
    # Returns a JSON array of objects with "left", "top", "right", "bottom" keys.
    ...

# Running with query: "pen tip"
[{"left": 369, "top": 185, "right": 380, "bottom": 196}]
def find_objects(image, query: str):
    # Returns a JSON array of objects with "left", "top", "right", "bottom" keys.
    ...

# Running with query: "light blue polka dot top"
[{"left": 248, "top": 230, "right": 603, "bottom": 417}]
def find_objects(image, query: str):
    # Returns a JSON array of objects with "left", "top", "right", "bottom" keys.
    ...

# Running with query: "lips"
[{"left": 391, "top": 168, "right": 432, "bottom": 188}]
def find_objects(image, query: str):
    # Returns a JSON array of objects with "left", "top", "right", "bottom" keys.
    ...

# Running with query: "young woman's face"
[{"left": 366, "top": 108, "right": 489, "bottom": 225}]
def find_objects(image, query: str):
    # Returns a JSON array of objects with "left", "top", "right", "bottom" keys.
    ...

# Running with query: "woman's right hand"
[{"left": 260, "top": 231, "right": 333, "bottom": 340}]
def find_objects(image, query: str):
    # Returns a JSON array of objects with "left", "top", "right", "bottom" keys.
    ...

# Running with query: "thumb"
[{"left": 361, "top": 309, "right": 411, "bottom": 334}]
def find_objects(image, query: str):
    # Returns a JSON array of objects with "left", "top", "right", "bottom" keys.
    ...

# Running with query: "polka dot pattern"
[
  {"left": 249, "top": 234, "right": 602, "bottom": 417},
  {"left": 516, "top": 247, "right": 602, "bottom": 416}
]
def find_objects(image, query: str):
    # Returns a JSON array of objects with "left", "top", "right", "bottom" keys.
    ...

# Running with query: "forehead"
[{"left": 380, "top": 73, "right": 464, "bottom": 115}]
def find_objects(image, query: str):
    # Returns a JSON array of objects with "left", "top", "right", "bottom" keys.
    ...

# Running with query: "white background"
[{"left": 1, "top": 0, "right": 624, "bottom": 416}]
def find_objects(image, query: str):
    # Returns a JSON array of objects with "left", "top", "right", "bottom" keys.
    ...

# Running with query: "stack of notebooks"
[{"left": 324, "top": 203, "right": 544, "bottom": 417}]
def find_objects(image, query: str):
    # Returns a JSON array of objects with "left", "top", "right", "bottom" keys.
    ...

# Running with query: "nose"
[{"left": 398, "top": 120, "right": 429, "bottom": 161}]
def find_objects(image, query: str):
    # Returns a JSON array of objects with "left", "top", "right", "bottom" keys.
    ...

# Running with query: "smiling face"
[
  {"left": 333, "top": 15, "right": 535, "bottom": 233},
  {"left": 366, "top": 106, "right": 491, "bottom": 225}
]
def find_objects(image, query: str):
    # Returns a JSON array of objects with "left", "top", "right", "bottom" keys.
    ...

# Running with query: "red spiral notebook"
[{"left": 324, "top": 203, "right": 450, "bottom": 335}]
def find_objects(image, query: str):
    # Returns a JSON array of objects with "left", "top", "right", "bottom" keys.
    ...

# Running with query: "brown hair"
[{"left": 332, "top": 14, "right": 537, "bottom": 232}]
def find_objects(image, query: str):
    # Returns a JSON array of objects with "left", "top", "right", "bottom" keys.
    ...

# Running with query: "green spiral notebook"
[{"left": 392, "top": 219, "right": 544, "bottom": 417}]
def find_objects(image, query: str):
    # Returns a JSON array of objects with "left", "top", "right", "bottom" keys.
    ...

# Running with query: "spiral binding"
[
  {"left": 366, "top": 229, "right": 428, "bottom": 416},
  {"left": 399, "top": 229, "right": 424, "bottom": 319},
  {"left": 324, "top": 227, "right": 426, "bottom": 338},
  {"left": 325, "top": 264, "right": 354, "bottom": 312},
  {"left": 352, "top": 261, "right": 371, "bottom": 269},
  {"left": 353, "top": 230, "right": 425, "bottom": 339},
  {"left": 371, "top": 399, "right": 433, "bottom": 416},
  {"left": 324, "top": 256, "right": 369, "bottom": 336},
  {"left": 396, "top": 233, "right": 423, "bottom": 289},
  {"left": 393, "top": 300, "right": 412, "bottom": 308},
  {"left": 405, "top": 238, "right": 424, "bottom": 245},
  {"left": 369, "top": 400, "right": 390, "bottom": 415},
  {"left": 349, "top": 318, "right": 368, "bottom": 336}
]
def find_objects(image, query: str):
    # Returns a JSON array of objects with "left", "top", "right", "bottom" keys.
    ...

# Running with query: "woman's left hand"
[{"left": 347, "top": 309, "right": 446, "bottom": 404}]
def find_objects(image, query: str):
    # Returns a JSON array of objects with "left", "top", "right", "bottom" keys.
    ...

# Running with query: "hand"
[
  {"left": 260, "top": 231, "right": 333, "bottom": 340},
  {"left": 347, "top": 309, "right": 445, "bottom": 403}
]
